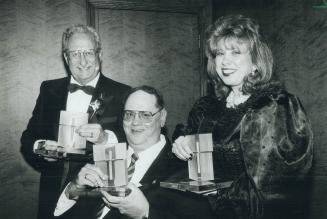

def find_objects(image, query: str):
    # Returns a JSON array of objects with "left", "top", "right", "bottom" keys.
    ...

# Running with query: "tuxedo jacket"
[
  {"left": 57, "top": 138, "right": 181, "bottom": 219},
  {"left": 20, "top": 74, "right": 130, "bottom": 219}
]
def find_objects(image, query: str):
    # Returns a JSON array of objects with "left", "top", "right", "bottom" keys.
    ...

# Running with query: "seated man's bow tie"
[{"left": 68, "top": 83, "right": 95, "bottom": 95}]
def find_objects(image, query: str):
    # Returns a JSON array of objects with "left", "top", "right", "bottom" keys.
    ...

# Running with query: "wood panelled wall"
[
  {"left": 212, "top": 0, "right": 327, "bottom": 218},
  {"left": 98, "top": 9, "right": 200, "bottom": 136},
  {"left": 0, "top": 0, "right": 86, "bottom": 218}
]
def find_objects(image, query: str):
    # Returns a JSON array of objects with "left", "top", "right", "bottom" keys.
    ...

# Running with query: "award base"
[
  {"left": 35, "top": 148, "right": 65, "bottom": 159},
  {"left": 160, "top": 179, "right": 232, "bottom": 194},
  {"left": 70, "top": 186, "right": 131, "bottom": 198},
  {"left": 34, "top": 141, "right": 92, "bottom": 161}
]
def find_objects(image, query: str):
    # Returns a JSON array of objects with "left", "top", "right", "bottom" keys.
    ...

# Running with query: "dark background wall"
[{"left": 0, "top": 0, "right": 326, "bottom": 218}]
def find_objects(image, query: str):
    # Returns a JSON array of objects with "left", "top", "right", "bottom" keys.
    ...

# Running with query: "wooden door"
[{"left": 87, "top": 1, "right": 211, "bottom": 138}]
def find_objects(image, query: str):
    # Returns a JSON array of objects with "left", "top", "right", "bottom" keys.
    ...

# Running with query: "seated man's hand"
[
  {"left": 172, "top": 136, "right": 193, "bottom": 161},
  {"left": 101, "top": 183, "right": 149, "bottom": 219},
  {"left": 76, "top": 124, "right": 108, "bottom": 144},
  {"left": 65, "top": 164, "right": 108, "bottom": 200},
  {"left": 73, "top": 163, "right": 108, "bottom": 188}
]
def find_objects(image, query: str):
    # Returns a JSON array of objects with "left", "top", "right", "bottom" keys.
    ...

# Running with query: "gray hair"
[{"left": 62, "top": 24, "right": 101, "bottom": 54}]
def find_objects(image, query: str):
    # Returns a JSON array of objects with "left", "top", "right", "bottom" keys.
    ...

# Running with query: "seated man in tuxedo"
[
  {"left": 20, "top": 24, "right": 130, "bottom": 219},
  {"left": 54, "top": 85, "right": 179, "bottom": 219}
]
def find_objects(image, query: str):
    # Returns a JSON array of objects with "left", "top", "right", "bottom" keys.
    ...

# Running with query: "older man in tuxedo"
[
  {"left": 20, "top": 24, "right": 130, "bottom": 219},
  {"left": 53, "top": 86, "right": 181, "bottom": 219}
]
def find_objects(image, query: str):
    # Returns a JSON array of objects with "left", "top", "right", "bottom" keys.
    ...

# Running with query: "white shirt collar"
[
  {"left": 128, "top": 134, "right": 166, "bottom": 157},
  {"left": 127, "top": 134, "right": 166, "bottom": 186},
  {"left": 70, "top": 73, "right": 100, "bottom": 87}
]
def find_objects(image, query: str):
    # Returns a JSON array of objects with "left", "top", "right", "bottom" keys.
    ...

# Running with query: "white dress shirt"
[
  {"left": 54, "top": 134, "right": 167, "bottom": 218},
  {"left": 66, "top": 74, "right": 100, "bottom": 113}
]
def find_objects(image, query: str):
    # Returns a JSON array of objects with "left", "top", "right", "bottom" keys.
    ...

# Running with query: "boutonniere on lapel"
[
  {"left": 89, "top": 93, "right": 104, "bottom": 120},
  {"left": 88, "top": 93, "right": 113, "bottom": 121}
]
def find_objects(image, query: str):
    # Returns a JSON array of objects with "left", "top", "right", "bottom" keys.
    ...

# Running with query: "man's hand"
[
  {"left": 65, "top": 164, "right": 108, "bottom": 200},
  {"left": 73, "top": 164, "right": 108, "bottom": 188},
  {"left": 76, "top": 124, "right": 108, "bottom": 144},
  {"left": 172, "top": 136, "right": 193, "bottom": 161},
  {"left": 42, "top": 140, "right": 60, "bottom": 162},
  {"left": 101, "top": 183, "right": 149, "bottom": 219}
]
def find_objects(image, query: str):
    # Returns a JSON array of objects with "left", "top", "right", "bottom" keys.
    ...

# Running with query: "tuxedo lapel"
[
  {"left": 91, "top": 73, "right": 113, "bottom": 102},
  {"left": 88, "top": 74, "right": 115, "bottom": 124},
  {"left": 48, "top": 77, "right": 70, "bottom": 139},
  {"left": 90, "top": 74, "right": 103, "bottom": 103},
  {"left": 140, "top": 142, "right": 170, "bottom": 185},
  {"left": 87, "top": 74, "right": 105, "bottom": 123},
  {"left": 48, "top": 77, "right": 70, "bottom": 110},
  {"left": 61, "top": 79, "right": 70, "bottom": 110}
]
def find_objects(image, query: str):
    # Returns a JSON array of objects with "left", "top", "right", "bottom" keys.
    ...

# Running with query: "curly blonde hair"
[{"left": 206, "top": 14, "right": 273, "bottom": 99}]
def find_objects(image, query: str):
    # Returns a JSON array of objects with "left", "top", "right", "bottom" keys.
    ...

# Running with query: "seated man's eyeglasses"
[
  {"left": 67, "top": 49, "right": 97, "bottom": 62},
  {"left": 123, "top": 109, "right": 162, "bottom": 123}
]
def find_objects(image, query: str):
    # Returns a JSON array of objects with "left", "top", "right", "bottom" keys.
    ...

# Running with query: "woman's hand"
[{"left": 172, "top": 136, "right": 193, "bottom": 161}]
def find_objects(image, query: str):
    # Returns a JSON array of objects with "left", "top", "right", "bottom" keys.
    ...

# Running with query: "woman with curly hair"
[{"left": 171, "top": 14, "right": 313, "bottom": 219}]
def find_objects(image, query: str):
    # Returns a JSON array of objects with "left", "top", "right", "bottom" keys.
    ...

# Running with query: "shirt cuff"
[
  {"left": 104, "top": 130, "right": 118, "bottom": 144},
  {"left": 53, "top": 183, "right": 77, "bottom": 217}
]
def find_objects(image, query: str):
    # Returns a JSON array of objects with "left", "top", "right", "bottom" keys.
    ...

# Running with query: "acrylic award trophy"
[
  {"left": 160, "top": 133, "right": 221, "bottom": 193},
  {"left": 93, "top": 143, "right": 130, "bottom": 196},
  {"left": 70, "top": 143, "right": 130, "bottom": 198},
  {"left": 34, "top": 110, "right": 89, "bottom": 159}
]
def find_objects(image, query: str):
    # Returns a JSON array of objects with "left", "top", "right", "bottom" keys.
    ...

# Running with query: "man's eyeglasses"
[
  {"left": 67, "top": 49, "right": 97, "bottom": 62},
  {"left": 123, "top": 109, "right": 162, "bottom": 123}
]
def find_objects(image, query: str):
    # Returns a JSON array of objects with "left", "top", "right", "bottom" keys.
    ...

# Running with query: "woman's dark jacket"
[{"left": 182, "top": 84, "right": 313, "bottom": 218}]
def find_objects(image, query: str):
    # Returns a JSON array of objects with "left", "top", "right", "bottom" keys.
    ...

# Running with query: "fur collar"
[{"left": 235, "top": 81, "right": 285, "bottom": 111}]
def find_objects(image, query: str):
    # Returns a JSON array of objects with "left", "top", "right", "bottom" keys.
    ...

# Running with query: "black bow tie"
[{"left": 68, "top": 83, "right": 95, "bottom": 95}]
